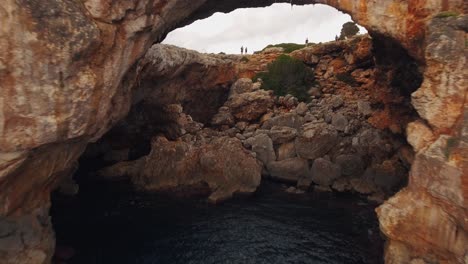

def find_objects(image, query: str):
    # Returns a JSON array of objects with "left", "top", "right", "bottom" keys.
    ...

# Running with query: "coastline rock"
[
  {"left": 335, "top": 154, "right": 364, "bottom": 177},
  {"left": 132, "top": 136, "right": 262, "bottom": 203},
  {"left": 1, "top": 1, "right": 466, "bottom": 262},
  {"left": 267, "top": 158, "right": 309, "bottom": 183},
  {"left": 245, "top": 134, "right": 276, "bottom": 165},
  {"left": 406, "top": 120, "right": 435, "bottom": 153},
  {"left": 310, "top": 158, "right": 342, "bottom": 187}
]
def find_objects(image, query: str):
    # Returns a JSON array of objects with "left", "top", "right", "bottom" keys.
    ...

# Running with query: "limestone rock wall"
[
  {"left": 377, "top": 15, "right": 468, "bottom": 263},
  {"left": 0, "top": 0, "right": 466, "bottom": 263},
  {"left": 136, "top": 44, "right": 241, "bottom": 123}
]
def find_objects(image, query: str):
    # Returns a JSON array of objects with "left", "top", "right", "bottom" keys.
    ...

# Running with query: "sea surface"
[{"left": 51, "top": 182, "right": 384, "bottom": 264}]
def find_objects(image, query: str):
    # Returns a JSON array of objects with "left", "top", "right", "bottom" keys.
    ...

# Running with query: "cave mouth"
[
  {"left": 50, "top": 3, "right": 423, "bottom": 264},
  {"left": 163, "top": 3, "right": 367, "bottom": 54}
]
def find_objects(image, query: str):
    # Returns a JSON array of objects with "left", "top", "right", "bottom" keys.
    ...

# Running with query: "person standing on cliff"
[
  {"left": 241, "top": 46, "right": 244, "bottom": 55},
  {"left": 245, "top": 47, "right": 248, "bottom": 54},
  {"left": 305, "top": 38, "right": 309, "bottom": 46}
]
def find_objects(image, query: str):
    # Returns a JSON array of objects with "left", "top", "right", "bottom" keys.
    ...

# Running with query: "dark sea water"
[{"left": 51, "top": 182, "right": 384, "bottom": 264}]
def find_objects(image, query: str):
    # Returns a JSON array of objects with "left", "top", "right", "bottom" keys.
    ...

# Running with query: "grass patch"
[
  {"left": 261, "top": 43, "right": 306, "bottom": 53},
  {"left": 435, "top": 11, "right": 459, "bottom": 18},
  {"left": 335, "top": 72, "right": 358, "bottom": 86},
  {"left": 252, "top": 54, "right": 314, "bottom": 102}
]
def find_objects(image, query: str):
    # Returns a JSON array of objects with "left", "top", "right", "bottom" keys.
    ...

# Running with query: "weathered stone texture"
[{"left": 0, "top": 0, "right": 466, "bottom": 263}]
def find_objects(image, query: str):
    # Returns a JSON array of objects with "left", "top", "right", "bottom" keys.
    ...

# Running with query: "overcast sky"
[{"left": 163, "top": 3, "right": 366, "bottom": 54}]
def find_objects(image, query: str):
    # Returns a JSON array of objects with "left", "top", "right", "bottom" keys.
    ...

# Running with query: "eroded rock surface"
[
  {"left": 100, "top": 135, "right": 262, "bottom": 203},
  {"left": 0, "top": 0, "right": 466, "bottom": 263}
]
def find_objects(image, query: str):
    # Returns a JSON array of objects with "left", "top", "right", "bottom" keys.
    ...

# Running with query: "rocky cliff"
[{"left": 0, "top": 1, "right": 466, "bottom": 263}]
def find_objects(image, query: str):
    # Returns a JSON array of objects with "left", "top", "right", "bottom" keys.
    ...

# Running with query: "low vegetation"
[
  {"left": 435, "top": 11, "right": 459, "bottom": 18},
  {"left": 260, "top": 43, "right": 306, "bottom": 53},
  {"left": 252, "top": 54, "right": 314, "bottom": 102}
]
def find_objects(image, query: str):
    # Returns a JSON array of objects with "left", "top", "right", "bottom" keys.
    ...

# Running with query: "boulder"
[
  {"left": 245, "top": 134, "right": 276, "bottom": 165},
  {"left": 285, "top": 186, "right": 305, "bottom": 194},
  {"left": 297, "top": 175, "right": 314, "bottom": 191},
  {"left": 331, "top": 113, "right": 348, "bottom": 131},
  {"left": 308, "top": 87, "right": 322, "bottom": 98},
  {"left": 357, "top": 100, "right": 372, "bottom": 116},
  {"left": 349, "top": 178, "right": 378, "bottom": 195},
  {"left": 267, "top": 157, "right": 309, "bottom": 183},
  {"left": 295, "top": 122, "right": 338, "bottom": 160},
  {"left": 330, "top": 95, "right": 344, "bottom": 109},
  {"left": 280, "top": 94, "right": 298, "bottom": 108},
  {"left": 310, "top": 158, "right": 342, "bottom": 186},
  {"left": 131, "top": 136, "right": 262, "bottom": 203},
  {"left": 211, "top": 106, "right": 235, "bottom": 126},
  {"left": 225, "top": 90, "right": 274, "bottom": 121},
  {"left": 262, "top": 113, "right": 303, "bottom": 130},
  {"left": 352, "top": 128, "right": 388, "bottom": 161},
  {"left": 229, "top": 78, "right": 254, "bottom": 97},
  {"left": 276, "top": 142, "right": 297, "bottom": 161},
  {"left": 295, "top": 102, "right": 309, "bottom": 116},
  {"left": 332, "top": 178, "right": 352, "bottom": 192},
  {"left": 260, "top": 112, "right": 274, "bottom": 124},
  {"left": 268, "top": 126, "right": 297, "bottom": 144},
  {"left": 235, "top": 122, "right": 249, "bottom": 131},
  {"left": 335, "top": 154, "right": 364, "bottom": 177}
]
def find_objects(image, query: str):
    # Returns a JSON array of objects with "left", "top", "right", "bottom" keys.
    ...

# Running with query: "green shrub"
[
  {"left": 261, "top": 43, "right": 306, "bottom": 53},
  {"left": 240, "top": 56, "right": 249, "bottom": 62},
  {"left": 339, "top": 22, "right": 360, "bottom": 40},
  {"left": 435, "top": 11, "right": 459, "bottom": 18},
  {"left": 253, "top": 55, "right": 314, "bottom": 102},
  {"left": 336, "top": 72, "right": 358, "bottom": 86}
]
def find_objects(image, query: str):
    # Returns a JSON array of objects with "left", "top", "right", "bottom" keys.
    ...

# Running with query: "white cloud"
[{"left": 163, "top": 4, "right": 366, "bottom": 54}]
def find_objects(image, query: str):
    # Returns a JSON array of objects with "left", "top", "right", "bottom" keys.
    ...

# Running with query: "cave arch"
[
  {"left": 0, "top": 1, "right": 466, "bottom": 264},
  {"left": 163, "top": 3, "right": 367, "bottom": 54}
]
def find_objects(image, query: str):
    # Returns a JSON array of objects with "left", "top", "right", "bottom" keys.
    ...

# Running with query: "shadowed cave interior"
[{"left": 49, "top": 4, "right": 424, "bottom": 264}]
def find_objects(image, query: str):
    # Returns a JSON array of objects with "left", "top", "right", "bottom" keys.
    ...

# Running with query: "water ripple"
[{"left": 52, "top": 183, "right": 383, "bottom": 264}]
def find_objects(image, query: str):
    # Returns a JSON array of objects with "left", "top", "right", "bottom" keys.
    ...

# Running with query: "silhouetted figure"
[
  {"left": 305, "top": 38, "right": 308, "bottom": 46},
  {"left": 245, "top": 47, "right": 248, "bottom": 54},
  {"left": 241, "top": 46, "right": 244, "bottom": 55}
]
